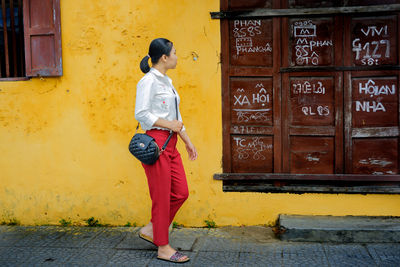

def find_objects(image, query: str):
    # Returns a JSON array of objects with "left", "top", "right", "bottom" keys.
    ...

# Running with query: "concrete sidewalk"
[{"left": 0, "top": 225, "right": 399, "bottom": 266}]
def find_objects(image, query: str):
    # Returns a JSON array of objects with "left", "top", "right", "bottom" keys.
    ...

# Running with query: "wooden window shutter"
[{"left": 23, "top": 0, "right": 62, "bottom": 77}]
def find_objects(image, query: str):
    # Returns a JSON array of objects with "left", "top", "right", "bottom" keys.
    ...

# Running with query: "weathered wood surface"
[
  {"left": 352, "top": 127, "right": 399, "bottom": 137},
  {"left": 211, "top": 4, "right": 400, "bottom": 19},
  {"left": 23, "top": 0, "right": 62, "bottom": 76},
  {"left": 280, "top": 65, "right": 400, "bottom": 72},
  {"left": 214, "top": 173, "right": 400, "bottom": 181},
  {"left": 222, "top": 183, "right": 400, "bottom": 193},
  {"left": 219, "top": 0, "right": 399, "bottom": 180}
]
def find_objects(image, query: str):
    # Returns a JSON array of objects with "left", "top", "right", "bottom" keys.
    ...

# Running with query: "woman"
[{"left": 134, "top": 38, "right": 197, "bottom": 263}]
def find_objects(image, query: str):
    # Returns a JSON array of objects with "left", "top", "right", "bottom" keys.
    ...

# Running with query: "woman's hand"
[
  {"left": 169, "top": 120, "right": 184, "bottom": 133},
  {"left": 178, "top": 130, "right": 198, "bottom": 161},
  {"left": 185, "top": 142, "right": 198, "bottom": 161}
]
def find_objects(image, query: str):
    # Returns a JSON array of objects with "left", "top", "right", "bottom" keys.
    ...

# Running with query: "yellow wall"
[{"left": 1, "top": 0, "right": 399, "bottom": 226}]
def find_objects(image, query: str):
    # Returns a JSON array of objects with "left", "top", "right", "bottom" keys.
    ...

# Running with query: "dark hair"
[{"left": 140, "top": 38, "right": 173, "bottom": 73}]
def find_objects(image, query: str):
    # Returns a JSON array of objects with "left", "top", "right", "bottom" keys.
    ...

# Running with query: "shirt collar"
[
  {"left": 150, "top": 67, "right": 165, "bottom": 77},
  {"left": 150, "top": 68, "right": 172, "bottom": 84}
]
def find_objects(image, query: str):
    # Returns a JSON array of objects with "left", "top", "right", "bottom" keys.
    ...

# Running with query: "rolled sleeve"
[{"left": 135, "top": 76, "right": 159, "bottom": 129}]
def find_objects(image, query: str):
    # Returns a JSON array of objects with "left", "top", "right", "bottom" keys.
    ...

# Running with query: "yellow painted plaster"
[{"left": 1, "top": 0, "right": 399, "bottom": 226}]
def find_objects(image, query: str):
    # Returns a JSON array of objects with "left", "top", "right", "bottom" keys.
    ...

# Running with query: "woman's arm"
[
  {"left": 178, "top": 130, "right": 198, "bottom": 161},
  {"left": 153, "top": 118, "right": 183, "bottom": 132},
  {"left": 154, "top": 118, "right": 197, "bottom": 160}
]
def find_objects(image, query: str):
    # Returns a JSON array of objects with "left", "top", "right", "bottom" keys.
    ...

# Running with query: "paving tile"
[
  {"left": 63, "top": 248, "right": 117, "bottom": 266},
  {"left": 0, "top": 226, "right": 36, "bottom": 247},
  {"left": 216, "top": 226, "right": 277, "bottom": 243},
  {"left": 84, "top": 227, "right": 134, "bottom": 248},
  {"left": 115, "top": 228, "right": 156, "bottom": 250},
  {"left": 192, "top": 251, "right": 239, "bottom": 267},
  {"left": 240, "top": 242, "right": 283, "bottom": 254},
  {"left": 169, "top": 236, "right": 197, "bottom": 251},
  {"left": 0, "top": 261, "right": 23, "bottom": 267},
  {"left": 12, "top": 226, "right": 67, "bottom": 247},
  {"left": 105, "top": 250, "right": 154, "bottom": 267},
  {"left": 170, "top": 228, "right": 207, "bottom": 251},
  {"left": 49, "top": 227, "right": 104, "bottom": 248},
  {"left": 16, "top": 247, "right": 79, "bottom": 266},
  {"left": 282, "top": 243, "right": 329, "bottom": 267},
  {"left": 367, "top": 243, "right": 400, "bottom": 267},
  {"left": 193, "top": 236, "right": 242, "bottom": 252},
  {"left": 208, "top": 228, "right": 235, "bottom": 238},
  {"left": 238, "top": 252, "right": 281, "bottom": 267},
  {"left": 171, "top": 228, "right": 209, "bottom": 238},
  {"left": 323, "top": 244, "right": 376, "bottom": 267},
  {"left": 0, "top": 226, "right": 12, "bottom": 232},
  {"left": 0, "top": 246, "right": 37, "bottom": 265}
]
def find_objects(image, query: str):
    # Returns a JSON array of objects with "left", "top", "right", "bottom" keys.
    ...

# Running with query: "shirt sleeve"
[{"left": 135, "top": 75, "right": 159, "bottom": 128}]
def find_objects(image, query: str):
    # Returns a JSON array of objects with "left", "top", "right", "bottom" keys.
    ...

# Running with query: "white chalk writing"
[
  {"left": 233, "top": 20, "right": 272, "bottom": 56},
  {"left": 234, "top": 84, "right": 270, "bottom": 106},
  {"left": 233, "top": 137, "right": 272, "bottom": 160},
  {"left": 358, "top": 79, "right": 396, "bottom": 97},
  {"left": 292, "top": 81, "right": 326, "bottom": 95},
  {"left": 233, "top": 109, "right": 271, "bottom": 123},
  {"left": 294, "top": 23, "right": 316, "bottom": 37},
  {"left": 301, "top": 106, "right": 330, "bottom": 116},
  {"left": 292, "top": 20, "right": 333, "bottom": 66},
  {"left": 232, "top": 126, "right": 267, "bottom": 134},
  {"left": 352, "top": 25, "right": 390, "bottom": 65},
  {"left": 354, "top": 79, "right": 396, "bottom": 113},
  {"left": 361, "top": 25, "right": 388, "bottom": 37},
  {"left": 359, "top": 158, "right": 392, "bottom": 167},
  {"left": 233, "top": 83, "right": 272, "bottom": 123},
  {"left": 234, "top": 93, "right": 270, "bottom": 106},
  {"left": 355, "top": 101, "right": 386, "bottom": 112},
  {"left": 306, "top": 154, "right": 320, "bottom": 162},
  {"left": 237, "top": 44, "right": 272, "bottom": 54}
]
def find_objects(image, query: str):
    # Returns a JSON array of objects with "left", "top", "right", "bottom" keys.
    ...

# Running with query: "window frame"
[
  {"left": 214, "top": 0, "right": 400, "bottom": 193},
  {"left": 0, "top": 0, "right": 62, "bottom": 80}
]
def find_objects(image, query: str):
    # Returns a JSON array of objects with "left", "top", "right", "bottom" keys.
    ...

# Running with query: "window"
[
  {"left": 213, "top": 0, "right": 400, "bottom": 193},
  {"left": 0, "top": 0, "right": 61, "bottom": 79},
  {"left": 0, "top": 0, "right": 24, "bottom": 78}
]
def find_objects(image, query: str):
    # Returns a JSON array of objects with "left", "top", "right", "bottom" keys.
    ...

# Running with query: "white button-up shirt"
[{"left": 135, "top": 68, "right": 185, "bottom": 131}]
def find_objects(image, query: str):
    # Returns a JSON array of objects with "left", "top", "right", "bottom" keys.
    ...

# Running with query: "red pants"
[{"left": 142, "top": 129, "right": 189, "bottom": 246}]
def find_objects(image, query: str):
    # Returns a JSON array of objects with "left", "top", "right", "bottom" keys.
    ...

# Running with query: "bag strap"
[
  {"left": 161, "top": 89, "right": 178, "bottom": 152},
  {"left": 135, "top": 88, "right": 179, "bottom": 152}
]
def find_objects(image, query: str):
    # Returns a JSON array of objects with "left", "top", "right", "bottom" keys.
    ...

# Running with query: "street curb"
[{"left": 278, "top": 214, "right": 400, "bottom": 243}]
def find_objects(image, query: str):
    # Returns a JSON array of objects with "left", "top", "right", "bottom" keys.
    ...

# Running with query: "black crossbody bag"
[{"left": 129, "top": 90, "right": 178, "bottom": 165}]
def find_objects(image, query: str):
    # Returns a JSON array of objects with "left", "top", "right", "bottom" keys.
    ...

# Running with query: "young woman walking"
[{"left": 134, "top": 38, "right": 197, "bottom": 263}]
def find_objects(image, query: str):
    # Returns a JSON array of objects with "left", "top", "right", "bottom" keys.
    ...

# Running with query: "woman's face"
[{"left": 165, "top": 46, "right": 177, "bottom": 69}]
